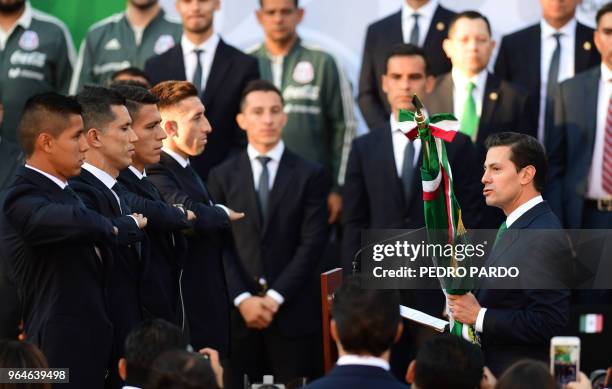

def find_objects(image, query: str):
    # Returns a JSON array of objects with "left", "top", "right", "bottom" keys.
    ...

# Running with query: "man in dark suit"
[
  {"left": 448, "top": 132, "right": 571, "bottom": 376},
  {"left": 425, "top": 11, "right": 534, "bottom": 228},
  {"left": 495, "top": 0, "right": 599, "bottom": 146},
  {"left": 304, "top": 279, "right": 407, "bottom": 389},
  {"left": 68, "top": 87, "right": 148, "bottom": 383},
  {"left": 358, "top": 0, "right": 455, "bottom": 129},
  {"left": 207, "top": 80, "right": 329, "bottom": 388},
  {"left": 0, "top": 93, "right": 118, "bottom": 387},
  {"left": 112, "top": 84, "right": 196, "bottom": 328},
  {"left": 145, "top": 0, "right": 259, "bottom": 180},
  {"left": 148, "top": 80, "right": 244, "bottom": 356}
]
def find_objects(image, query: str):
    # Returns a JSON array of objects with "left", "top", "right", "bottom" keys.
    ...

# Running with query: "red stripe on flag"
[
  {"left": 441, "top": 167, "right": 454, "bottom": 243},
  {"left": 423, "top": 186, "right": 440, "bottom": 201},
  {"left": 430, "top": 125, "right": 458, "bottom": 142}
]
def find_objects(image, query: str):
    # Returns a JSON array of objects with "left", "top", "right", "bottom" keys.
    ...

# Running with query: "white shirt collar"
[
  {"left": 451, "top": 67, "right": 488, "bottom": 94},
  {"left": 540, "top": 18, "right": 576, "bottom": 40},
  {"left": 336, "top": 355, "right": 390, "bottom": 371},
  {"left": 402, "top": 0, "right": 438, "bottom": 19},
  {"left": 162, "top": 147, "right": 190, "bottom": 168},
  {"left": 246, "top": 140, "right": 285, "bottom": 163},
  {"left": 181, "top": 32, "right": 220, "bottom": 57},
  {"left": 122, "top": 386, "right": 142, "bottom": 389},
  {"left": 81, "top": 162, "right": 118, "bottom": 190},
  {"left": 506, "top": 195, "right": 544, "bottom": 227},
  {"left": 24, "top": 164, "right": 68, "bottom": 189},
  {"left": 128, "top": 166, "right": 146, "bottom": 179},
  {"left": 601, "top": 62, "right": 612, "bottom": 82}
]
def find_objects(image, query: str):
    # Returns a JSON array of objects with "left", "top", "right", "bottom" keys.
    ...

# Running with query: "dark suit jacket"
[
  {"left": 207, "top": 149, "right": 329, "bottom": 337},
  {"left": 425, "top": 72, "right": 534, "bottom": 228},
  {"left": 494, "top": 22, "right": 600, "bottom": 130},
  {"left": 546, "top": 66, "right": 600, "bottom": 228},
  {"left": 0, "top": 166, "right": 116, "bottom": 388},
  {"left": 358, "top": 6, "right": 455, "bottom": 129},
  {"left": 475, "top": 201, "right": 571, "bottom": 376},
  {"left": 147, "top": 151, "right": 232, "bottom": 355},
  {"left": 117, "top": 169, "right": 190, "bottom": 326},
  {"left": 0, "top": 139, "right": 23, "bottom": 191},
  {"left": 145, "top": 40, "right": 260, "bottom": 179},
  {"left": 305, "top": 365, "right": 408, "bottom": 389},
  {"left": 69, "top": 169, "right": 146, "bottom": 357}
]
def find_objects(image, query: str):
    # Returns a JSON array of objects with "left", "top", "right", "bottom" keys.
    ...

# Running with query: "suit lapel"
[
  {"left": 574, "top": 23, "right": 593, "bottom": 72},
  {"left": 423, "top": 6, "right": 445, "bottom": 46},
  {"left": 477, "top": 73, "right": 501, "bottom": 145},
  {"left": 238, "top": 153, "right": 262, "bottom": 230},
  {"left": 389, "top": 11, "right": 403, "bottom": 43},
  {"left": 202, "top": 40, "right": 232, "bottom": 105},
  {"left": 531, "top": 25, "right": 542, "bottom": 93},
  {"left": 169, "top": 45, "right": 187, "bottom": 81},
  {"left": 377, "top": 124, "right": 405, "bottom": 209},
  {"left": 262, "top": 150, "right": 295, "bottom": 236},
  {"left": 581, "top": 68, "right": 600, "bottom": 153},
  {"left": 80, "top": 169, "right": 122, "bottom": 216}
]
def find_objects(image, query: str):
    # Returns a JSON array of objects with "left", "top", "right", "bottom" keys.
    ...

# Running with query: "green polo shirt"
[{"left": 69, "top": 9, "right": 181, "bottom": 93}]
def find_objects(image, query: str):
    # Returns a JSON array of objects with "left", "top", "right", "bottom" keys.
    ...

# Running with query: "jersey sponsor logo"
[
  {"left": 8, "top": 67, "right": 44, "bottom": 81},
  {"left": 19, "top": 30, "right": 39, "bottom": 51},
  {"left": 93, "top": 61, "right": 131, "bottom": 75},
  {"left": 284, "top": 103, "right": 321, "bottom": 115},
  {"left": 154, "top": 34, "right": 175, "bottom": 55},
  {"left": 10, "top": 50, "right": 46, "bottom": 68},
  {"left": 283, "top": 84, "right": 320, "bottom": 101},
  {"left": 104, "top": 38, "right": 121, "bottom": 50},
  {"left": 292, "top": 61, "right": 315, "bottom": 84}
]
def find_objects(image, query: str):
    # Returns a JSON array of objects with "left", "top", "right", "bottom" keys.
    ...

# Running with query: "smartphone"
[{"left": 550, "top": 336, "right": 580, "bottom": 388}]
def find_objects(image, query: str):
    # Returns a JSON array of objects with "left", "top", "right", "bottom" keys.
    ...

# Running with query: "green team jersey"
[
  {"left": 0, "top": 2, "right": 75, "bottom": 143},
  {"left": 70, "top": 9, "right": 181, "bottom": 93},
  {"left": 250, "top": 39, "right": 356, "bottom": 191}
]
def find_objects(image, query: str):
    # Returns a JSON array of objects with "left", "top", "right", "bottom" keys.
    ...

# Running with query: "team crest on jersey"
[
  {"left": 19, "top": 31, "right": 39, "bottom": 51},
  {"left": 154, "top": 34, "right": 175, "bottom": 55},
  {"left": 292, "top": 61, "right": 315, "bottom": 84}
]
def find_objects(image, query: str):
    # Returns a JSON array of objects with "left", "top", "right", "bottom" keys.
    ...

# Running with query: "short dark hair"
[
  {"left": 0, "top": 340, "right": 50, "bottom": 389},
  {"left": 149, "top": 350, "right": 217, "bottom": 389},
  {"left": 150, "top": 81, "right": 199, "bottom": 111},
  {"left": 18, "top": 92, "right": 82, "bottom": 156},
  {"left": 109, "top": 79, "right": 151, "bottom": 89},
  {"left": 123, "top": 319, "right": 188, "bottom": 388},
  {"left": 76, "top": 86, "right": 127, "bottom": 132},
  {"left": 384, "top": 43, "right": 430, "bottom": 75},
  {"left": 239, "top": 79, "right": 284, "bottom": 112},
  {"left": 448, "top": 10, "right": 492, "bottom": 37},
  {"left": 110, "top": 66, "right": 151, "bottom": 86},
  {"left": 413, "top": 334, "right": 484, "bottom": 389},
  {"left": 596, "top": 2, "right": 612, "bottom": 26},
  {"left": 259, "top": 0, "right": 299, "bottom": 8},
  {"left": 111, "top": 84, "right": 160, "bottom": 118},
  {"left": 496, "top": 359, "right": 555, "bottom": 389},
  {"left": 331, "top": 278, "right": 400, "bottom": 357},
  {"left": 485, "top": 132, "right": 548, "bottom": 193}
]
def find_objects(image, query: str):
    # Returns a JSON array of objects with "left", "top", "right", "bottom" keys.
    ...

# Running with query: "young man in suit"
[
  {"left": 304, "top": 279, "right": 406, "bottom": 389},
  {"left": 425, "top": 10, "right": 534, "bottom": 228},
  {"left": 69, "top": 87, "right": 148, "bottom": 385},
  {"left": 358, "top": 0, "right": 455, "bottom": 129},
  {"left": 207, "top": 79, "right": 329, "bottom": 388},
  {"left": 148, "top": 80, "right": 244, "bottom": 357},
  {"left": 448, "top": 132, "right": 571, "bottom": 376},
  {"left": 145, "top": 0, "right": 259, "bottom": 180},
  {"left": 0, "top": 93, "right": 118, "bottom": 387},
  {"left": 112, "top": 84, "right": 196, "bottom": 328},
  {"left": 495, "top": 0, "right": 600, "bottom": 146}
]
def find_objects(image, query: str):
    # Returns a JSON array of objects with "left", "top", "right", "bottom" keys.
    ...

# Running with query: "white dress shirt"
[
  {"left": 452, "top": 68, "right": 487, "bottom": 124},
  {"left": 128, "top": 165, "right": 146, "bottom": 179},
  {"left": 233, "top": 141, "right": 287, "bottom": 308},
  {"left": 538, "top": 18, "right": 576, "bottom": 142},
  {"left": 336, "top": 355, "right": 391, "bottom": 371},
  {"left": 475, "top": 195, "right": 544, "bottom": 332},
  {"left": 588, "top": 63, "right": 612, "bottom": 199},
  {"left": 0, "top": 1, "right": 32, "bottom": 50},
  {"left": 390, "top": 114, "right": 421, "bottom": 176},
  {"left": 81, "top": 162, "right": 123, "bottom": 210},
  {"left": 24, "top": 164, "right": 67, "bottom": 189},
  {"left": 181, "top": 33, "right": 220, "bottom": 92},
  {"left": 401, "top": 0, "right": 438, "bottom": 47}
]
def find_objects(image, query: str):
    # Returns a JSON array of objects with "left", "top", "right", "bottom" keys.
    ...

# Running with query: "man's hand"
[
  {"left": 261, "top": 295, "right": 280, "bottom": 315},
  {"left": 447, "top": 292, "right": 481, "bottom": 325},
  {"left": 186, "top": 210, "right": 196, "bottom": 221},
  {"left": 327, "top": 192, "right": 342, "bottom": 224},
  {"left": 199, "top": 347, "right": 224, "bottom": 388},
  {"left": 238, "top": 297, "right": 273, "bottom": 329},
  {"left": 227, "top": 207, "right": 245, "bottom": 222},
  {"left": 480, "top": 366, "right": 497, "bottom": 389},
  {"left": 131, "top": 213, "right": 148, "bottom": 229},
  {"left": 566, "top": 371, "right": 592, "bottom": 389}
]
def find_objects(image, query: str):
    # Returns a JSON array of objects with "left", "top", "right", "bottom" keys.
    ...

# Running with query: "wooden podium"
[{"left": 320, "top": 268, "right": 343, "bottom": 373}]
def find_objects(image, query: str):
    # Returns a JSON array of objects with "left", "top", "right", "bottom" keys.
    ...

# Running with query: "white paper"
[{"left": 400, "top": 305, "right": 449, "bottom": 333}]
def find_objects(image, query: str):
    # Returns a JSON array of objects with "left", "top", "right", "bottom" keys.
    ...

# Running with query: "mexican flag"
[{"left": 397, "top": 100, "right": 479, "bottom": 345}]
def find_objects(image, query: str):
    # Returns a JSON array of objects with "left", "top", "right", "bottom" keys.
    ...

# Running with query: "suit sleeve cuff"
[
  {"left": 127, "top": 215, "right": 140, "bottom": 227},
  {"left": 266, "top": 289, "right": 284, "bottom": 305},
  {"left": 475, "top": 307, "right": 487, "bottom": 333},
  {"left": 233, "top": 292, "right": 252, "bottom": 307},
  {"left": 215, "top": 204, "right": 231, "bottom": 217}
]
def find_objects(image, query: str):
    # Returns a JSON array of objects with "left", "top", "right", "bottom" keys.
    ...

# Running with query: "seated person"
[{"left": 148, "top": 349, "right": 219, "bottom": 389}]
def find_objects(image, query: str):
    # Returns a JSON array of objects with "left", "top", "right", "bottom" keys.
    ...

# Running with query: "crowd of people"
[{"left": 0, "top": 0, "right": 611, "bottom": 388}]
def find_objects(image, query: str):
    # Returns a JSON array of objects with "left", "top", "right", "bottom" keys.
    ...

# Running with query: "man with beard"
[
  {"left": 145, "top": 0, "right": 259, "bottom": 180},
  {"left": 70, "top": 0, "right": 181, "bottom": 93},
  {"left": 0, "top": 0, "right": 75, "bottom": 143}
]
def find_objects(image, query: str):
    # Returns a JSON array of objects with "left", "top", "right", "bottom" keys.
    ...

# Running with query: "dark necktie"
[
  {"left": 401, "top": 140, "right": 415, "bottom": 206},
  {"left": 543, "top": 32, "right": 562, "bottom": 144},
  {"left": 256, "top": 156, "right": 272, "bottom": 223},
  {"left": 192, "top": 49, "right": 204, "bottom": 94},
  {"left": 409, "top": 13, "right": 421, "bottom": 45},
  {"left": 63, "top": 185, "right": 85, "bottom": 208}
]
